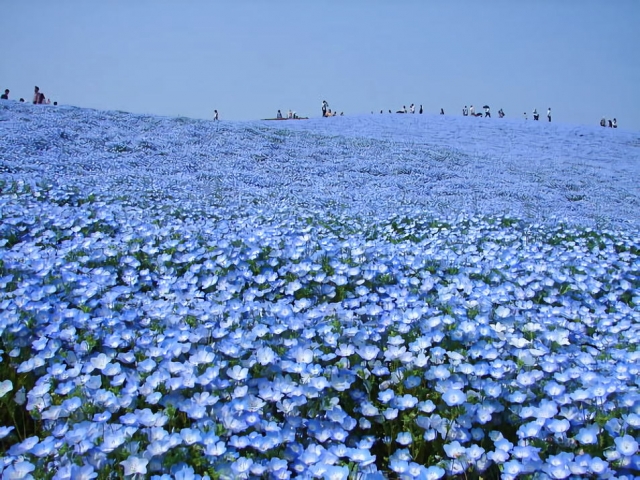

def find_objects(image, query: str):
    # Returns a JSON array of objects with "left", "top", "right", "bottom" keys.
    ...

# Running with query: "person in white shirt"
[
  {"left": 213, "top": 110, "right": 219, "bottom": 121},
  {"left": 547, "top": 108, "right": 551, "bottom": 122},
  {"left": 533, "top": 109, "right": 539, "bottom": 121},
  {"left": 469, "top": 105, "right": 475, "bottom": 116}
]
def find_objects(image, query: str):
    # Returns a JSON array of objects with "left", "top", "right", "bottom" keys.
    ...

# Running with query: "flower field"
[{"left": 1, "top": 103, "right": 639, "bottom": 479}]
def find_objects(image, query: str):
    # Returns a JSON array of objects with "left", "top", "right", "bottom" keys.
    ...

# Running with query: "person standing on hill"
[
  {"left": 213, "top": 110, "right": 219, "bottom": 121},
  {"left": 469, "top": 105, "right": 475, "bottom": 117},
  {"left": 484, "top": 106, "right": 491, "bottom": 118},
  {"left": 410, "top": 104, "right": 415, "bottom": 114},
  {"left": 322, "top": 100, "right": 328, "bottom": 117},
  {"left": 533, "top": 109, "right": 539, "bottom": 121},
  {"left": 419, "top": 105, "right": 423, "bottom": 114},
  {"left": 33, "top": 86, "right": 46, "bottom": 104},
  {"left": 547, "top": 108, "right": 551, "bottom": 122},
  {"left": 1, "top": 89, "right": 9, "bottom": 100},
  {"left": 462, "top": 106, "right": 468, "bottom": 116}
]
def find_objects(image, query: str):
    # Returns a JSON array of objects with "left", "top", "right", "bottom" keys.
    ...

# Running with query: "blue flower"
[
  {"left": 615, "top": 434, "right": 639, "bottom": 456},
  {"left": 442, "top": 388, "right": 466, "bottom": 407},
  {"left": 396, "top": 432, "right": 412, "bottom": 446},
  {"left": 120, "top": 456, "right": 148, "bottom": 476}
]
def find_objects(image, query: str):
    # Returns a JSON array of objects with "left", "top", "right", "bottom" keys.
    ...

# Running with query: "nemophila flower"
[
  {"left": 120, "top": 456, "right": 148, "bottom": 476},
  {"left": 588, "top": 456, "right": 609, "bottom": 475},
  {"left": 357, "top": 345, "right": 379, "bottom": 361},
  {"left": 498, "top": 458, "right": 524, "bottom": 479},
  {"left": 574, "top": 425, "right": 599, "bottom": 445},
  {"left": 615, "top": 434, "right": 639, "bottom": 456},
  {"left": 0, "top": 379, "right": 13, "bottom": 398},
  {"left": 394, "top": 394, "right": 418, "bottom": 410},
  {"left": 547, "top": 418, "right": 570, "bottom": 434},
  {"left": 442, "top": 388, "right": 466, "bottom": 406},
  {"left": 2, "top": 460, "right": 36, "bottom": 480},
  {"left": 488, "top": 448, "right": 510, "bottom": 463},
  {"left": 396, "top": 432, "right": 413, "bottom": 446}
]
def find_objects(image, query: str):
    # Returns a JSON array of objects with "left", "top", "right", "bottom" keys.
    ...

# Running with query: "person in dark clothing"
[
  {"left": 19, "top": 98, "right": 24, "bottom": 102},
  {"left": 440, "top": 108, "right": 445, "bottom": 115},
  {"left": 0, "top": 89, "right": 9, "bottom": 100},
  {"left": 608, "top": 119, "right": 613, "bottom": 128},
  {"left": 419, "top": 105, "right": 423, "bottom": 114},
  {"left": 276, "top": 110, "right": 283, "bottom": 119},
  {"left": 33, "top": 86, "right": 43, "bottom": 104},
  {"left": 322, "top": 100, "right": 328, "bottom": 117},
  {"left": 547, "top": 108, "right": 551, "bottom": 122}
]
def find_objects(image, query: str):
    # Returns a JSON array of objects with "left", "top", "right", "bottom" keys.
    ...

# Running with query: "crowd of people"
[
  {"left": 600, "top": 117, "right": 618, "bottom": 128},
  {"left": 0, "top": 85, "right": 57, "bottom": 105},
  {"left": 3, "top": 88, "right": 620, "bottom": 129}
]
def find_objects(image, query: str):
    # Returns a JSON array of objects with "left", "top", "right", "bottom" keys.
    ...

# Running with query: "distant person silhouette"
[
  {"left": 612, "top": 118, "right": 617, "bottom": 128},
  {"left": 419, "top": 105, "right": 423, "bottom": 114},
  {"left": 469, "top": 105, "right": 475, "bottom": 117},
  {"left": 547, "top": 108, "right": 551, "bottom": 122},
  {"left": 484, "top": 106, "right": 491, "bottom": 118},
  {"left": 19, "top": 98, "right": 24, "bottom": 103},
  {"left": 0, "top": 89, "right": 8, "bottom": 100},
  {"left": 213, "top": 110, "right": 219, "bottom": 121},
  {"left": 440, "top": 108, "right": 445, "bottom": 115},
  {"left": 276, "top": 109, "right": 283, "bottom": 119},
  {"left": 533, "top": 109, "right": 539, "bottom": 121},
  {"left": 33, "top": 86, "right": 46, "bottom": 104},
  {"left": 462, "top": 106, "right": 468, "bottom": 116}
]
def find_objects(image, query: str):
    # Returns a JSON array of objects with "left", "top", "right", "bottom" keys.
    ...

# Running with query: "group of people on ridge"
[
  {"left": 600, "top": 117, "right": 617, "bottom": 128},
  {"left": 321, "top": 100, "right": 343, "bottom": 117},
  {"left": 0, "top": 86, "right": 56, "bottom": 105}
]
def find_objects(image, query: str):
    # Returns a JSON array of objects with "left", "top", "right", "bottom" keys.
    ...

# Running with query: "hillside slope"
[{"left": 1, "top": 102, "right": 639, "bottom": 228}]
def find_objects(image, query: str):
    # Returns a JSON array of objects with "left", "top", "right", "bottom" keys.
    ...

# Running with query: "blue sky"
[{"left": 2, "top": 1, "right": 639, "bottom": 129}]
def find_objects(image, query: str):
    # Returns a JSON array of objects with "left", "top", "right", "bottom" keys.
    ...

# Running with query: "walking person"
[
  {"left": 484, "top": 106, "right": 491, "bottom": 118},
  {"left": 547, "top": 108, "right": 551, "bottom": 122},
  {"left": 0, "top": 89, "right": 9, "bottom": 100},
  {"left": 213, "top": 110, "right": 219, "bottom": 121}
]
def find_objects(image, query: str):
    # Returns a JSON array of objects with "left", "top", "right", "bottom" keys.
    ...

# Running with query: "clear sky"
[{"left": 2, "top": 1, "right": 639, "bottom": 130}]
